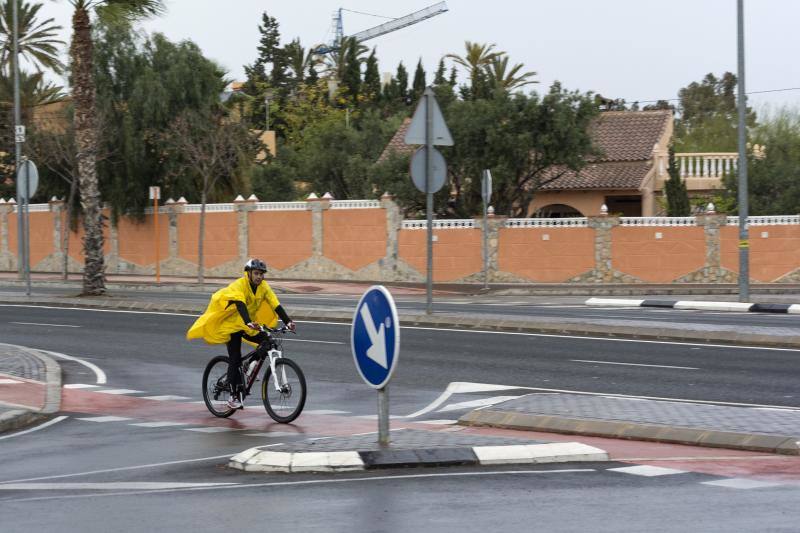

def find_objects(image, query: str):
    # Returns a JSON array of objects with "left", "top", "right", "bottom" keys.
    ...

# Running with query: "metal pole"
[
  {"left": 377, "top": 387, "right": 389, "bottom": 446},
  {"left": 154, "top": 195, "right": 160, "bottom": 283},
  {"left": 483, "top": 198, "right": 488, "bottom": 290},
  {"left": 12, "top": 0, "right": 23, "bottom": 282},
  {"left": 737, "top": 0, "right": 749, "bottom": 302},
  {"left": 425, "top": 90, "right": 433, "bottom": 314},
  {"left": 24, "top": 160, "right": 30, "bottom": 295}
]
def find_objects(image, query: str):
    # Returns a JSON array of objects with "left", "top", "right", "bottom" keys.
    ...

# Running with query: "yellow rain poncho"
[{"left": 186, "top": 275, "right": 281, "bottom": 345}]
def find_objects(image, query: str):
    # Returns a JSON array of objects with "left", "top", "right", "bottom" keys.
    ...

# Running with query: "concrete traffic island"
[
  {"left": 459, "top": 393, "right": 800, "bottom": 455},
  {"left": 228, "top": 429, "right": 608, "bottom": 473}
]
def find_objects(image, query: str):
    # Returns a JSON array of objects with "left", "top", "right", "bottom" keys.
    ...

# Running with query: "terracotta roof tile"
[
  {"left": 589, "top": 110, "right": 671, "bottom": 162},
  {"left": 539, "top": 161, "right": 652, "bottom": 190},
  {"left": 378, "top": 118, "right": 415, "bottom": 163}
]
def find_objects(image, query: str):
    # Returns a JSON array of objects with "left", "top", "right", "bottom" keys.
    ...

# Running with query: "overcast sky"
[{"left": 37, "top": 0, "right": 799, "bottom": 111}]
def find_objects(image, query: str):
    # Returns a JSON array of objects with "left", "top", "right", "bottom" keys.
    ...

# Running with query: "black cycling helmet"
[{"left": 244, "top": 258, "right": 267, "bottom": 273}]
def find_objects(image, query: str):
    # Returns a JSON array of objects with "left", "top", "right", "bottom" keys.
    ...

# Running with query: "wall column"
[
  {"left": 588, "top": 214, "right": 621, "bottom": 282},
  {"left": 165, "top": 199, "right": 185, "bottom": 275},
  {"left": 0, "top": 200, "right": 13, "bottom": 270},
  {"left": 307, "top": 195, "right": 331, "bottom": 259},
  {"left": 473, "top": 212, "right": 508, "bottom": 282},
  {"left": 49, "top": 198, "right": 65, "bottom": 273},
  {"left": 235, "top": 196, "right": 257, "bottom": 263},
  {"left": 380, "top": 192, "right": 400, "bottom": 278},
  {"left": 696, "top": 213, "right": 728, "bottom": 282}
]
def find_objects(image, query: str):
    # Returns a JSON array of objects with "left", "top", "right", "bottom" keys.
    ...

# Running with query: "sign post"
[
  {"left": 481, "top": 169, "right": 492, "bottom": 290},
  {"left": 404, "top": 86, "right": 453, "bottom": 314},
  {"left": 16, "top": 158, "right": 38, "bottom": 296},
  {"left": 351, "top": 285, "right": 400, "bottom": 446},
  {"left": 149, "top": 186, "right": 161, "bottom": 283}
]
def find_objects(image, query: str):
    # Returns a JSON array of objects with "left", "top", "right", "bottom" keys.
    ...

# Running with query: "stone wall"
[{"left": 0, "top": 196, "right": 798, "bottom": 284}]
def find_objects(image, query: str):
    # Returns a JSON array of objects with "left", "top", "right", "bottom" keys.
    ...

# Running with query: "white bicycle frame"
[{"left": 266, "top": 348, "right": 289, "bottom": 392}]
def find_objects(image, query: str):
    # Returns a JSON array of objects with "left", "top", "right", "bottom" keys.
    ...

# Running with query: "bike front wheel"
[
  {"left": 202, "top": 355, "right": 236, "bottom": 418},
  {"left": 261, "top": 358, "right": 306, "bottom": 423}
]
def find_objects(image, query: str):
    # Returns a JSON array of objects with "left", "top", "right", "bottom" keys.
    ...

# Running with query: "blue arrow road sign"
[{"left": 351, "top": 285, "right": 400, "bottom": 389}]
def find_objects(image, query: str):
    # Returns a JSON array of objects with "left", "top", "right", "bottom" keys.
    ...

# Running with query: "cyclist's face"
[{"left": 248, "top": 269, "right": 266, "bottom": 284}]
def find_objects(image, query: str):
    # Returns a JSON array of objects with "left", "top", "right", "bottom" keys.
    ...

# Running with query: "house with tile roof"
[{"left": 378, "top": 109, "right": 733, "bottom": 217}]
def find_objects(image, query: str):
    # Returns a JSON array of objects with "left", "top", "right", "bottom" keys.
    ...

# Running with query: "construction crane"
[{"left": 313, "top": 2, "right": 448, "bottom": 55}]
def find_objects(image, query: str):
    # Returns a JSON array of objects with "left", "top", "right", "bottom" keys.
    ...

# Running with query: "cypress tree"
[
  {"left": 665, "top": 147, "right": 691, "bottom": 216},
  {"left": 412, "top": 58, "right": 426, "bottom": 101},
  {"left": 433, "top": 58, "right": 447, "bottom": 86},
  {"left": 363, "top": 48, "right": 381, "bottom": 101},
  {"left": 341, "top": 39, "right": 361, "bottom": 102},
  {"left": 396, "top": 62, "right": 409, "bottom": 104}
]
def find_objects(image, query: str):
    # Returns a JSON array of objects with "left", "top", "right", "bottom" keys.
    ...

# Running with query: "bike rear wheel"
[
  {"left": 202, "top": 355, "right": 236, "bottom": 418},
  {"left": 261, "top": 358, "right": 306, "bottom": 423}
]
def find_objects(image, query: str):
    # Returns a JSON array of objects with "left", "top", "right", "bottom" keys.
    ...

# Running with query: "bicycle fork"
[{"left": 267, "top": 349, "right": 289, "bottom": 392}]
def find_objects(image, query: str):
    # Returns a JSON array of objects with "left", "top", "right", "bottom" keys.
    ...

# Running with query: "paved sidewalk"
[
  {"left": 460, "top": 393, "right": 800, "bottom": 455},
  {"left": 0, "top": 344, "right": 61, "bottom": 433}
]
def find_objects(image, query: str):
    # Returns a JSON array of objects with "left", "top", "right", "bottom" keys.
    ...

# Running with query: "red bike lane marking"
[
  {"left": 0, "top": 375, "right": 45, "bottom": 410},
  {"left": 61, "top": 388, "right": 384, "bottom": 435},
  {"left": 461, "top": 425, "right": 800, "bottom": 483}
]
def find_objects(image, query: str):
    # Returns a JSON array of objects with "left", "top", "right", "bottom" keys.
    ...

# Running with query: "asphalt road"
[{"left": 1, "top": 304, "right": 798, "bottom": 531}]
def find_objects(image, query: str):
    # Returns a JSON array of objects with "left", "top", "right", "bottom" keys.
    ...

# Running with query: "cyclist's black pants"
[{"left": 226, "top": 331, "right": 268, "bottom": 391}]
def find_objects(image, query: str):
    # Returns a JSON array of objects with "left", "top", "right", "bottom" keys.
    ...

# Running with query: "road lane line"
[
  {"left": 0, "top": 482, "right": 238, "bottom": 491},
  {"left": 75, "top": 416, "right": 131, "bottom": 423},
  {"left": 0, "top": 416, "right": 68, "bottom": 441},
  {"left": 0, "top": 454, "right": 240, "bottom": 484},
  {"left": 608, "top": 465, "right": 687, "bottom": 476},
  {"left": 41, "top": 349, "right": 106, "bottom": 385},
  {"left": 94, "top": 389, "right": 143, "bottom": 395},
  {"left": 10, "top": 322, "right": 81, "bottom": 328},
  {"left": 141, "top": 395, "right": 191, "bottom": 401},
  {"left": 63, "top": 384, "right": 99, "bottom": 389},
  {"left": 437, "top": 395, "right": 522, "bottom": 412},
  {"left": 2, "top": 469, "right": 598, "bottom": 503},
  {"left": 701, "top": 478, "right": 784, "bottom": 489},
  {"left": 571, "top": 359, "right": 699, "bottom": 370}
]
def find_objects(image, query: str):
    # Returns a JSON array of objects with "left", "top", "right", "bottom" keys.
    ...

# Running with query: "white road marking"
[
  {"left": 41, "top": 349, "right": 106, "bottom": 385},
  {"left": 0, "top": 416, "right": 68, "bottom": 441},
  {"left": 2, "top": 470, "right": 597, "bottom": 503},
  {"left": 182, "top": 427, "right": 236, "bottom": 433},
  {"left": 6, "top": 305, "right": 800, "bottom": 353},
  {"left": 0, "top": 482, "right": 237, "bottom": 491},
  {"left": 10, "top": 321, "right": 81, "bottom": 328},
  {"left": 437, "top": 395, "right": 522, "bottom": 412},
  {"left": 75, "top": 416, "right": 131, "bottom": 423},
  {"left": 422, "top": 381, "right": 800, "bottom": 411},
  {"left": 304, "top": 409, "right": 350, "bottom": 415},
  {"left": 63, "top": 383, "right": 99, "bottom": 389},
  {"left": 608, "top": 465, "right": 687, "bottom": 477},
  {"left": 416, "top": 419, "right": 458, "bottom": 425},
  {"left": 0, "top": 454, "right": 239, "bottom": 484},
  {"left": 701, "top": 478, "right": 784, "bottom": 489},
  {"left": 94, "top": 389, "right": 143, "bottom": 395},
  {"left": 0, "top": 378, "right": 21, "bottom": 384},
  {"left": 141, "top": 395, "right": 191, "bottom": 401},
  {"left": 404, "top": 382, "right": 522, "bottom": 419},
  {"left": 128, "top": 422, "right": 190, "bottom": 428},
  {"left": 571, "top": 359, "right": 700, "bottom": 370}
]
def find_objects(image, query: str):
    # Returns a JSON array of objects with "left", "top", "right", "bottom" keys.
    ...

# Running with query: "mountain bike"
[{"left": 202, "top": 324, "right": 307, "bottom": 423}]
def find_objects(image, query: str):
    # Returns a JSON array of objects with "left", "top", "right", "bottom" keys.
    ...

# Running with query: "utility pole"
[
  {"left": 12, "top": 0, "right": 25, "bottom": 284},
  {"left": 737, "top": 0, "right": 750, "bottom": 302}
]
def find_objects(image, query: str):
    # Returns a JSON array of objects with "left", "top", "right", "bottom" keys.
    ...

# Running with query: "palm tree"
[
  {"left": 284, "top": 38, "right": 320, "bottom": 85},
  {"left": 0, "top": 0, "right": 64, "bottom": 75},
  {"left": 321, "top": 36, "right": 367, "bottom": 82},
  {"left": 445, "top": 41, "right": 504, "bottom": 93},
  {"left": 66, "top": 0, "right": 164, "bottom": 295},
  {"left": 484, "top": 56, "right": 537, "bottom": 92}
]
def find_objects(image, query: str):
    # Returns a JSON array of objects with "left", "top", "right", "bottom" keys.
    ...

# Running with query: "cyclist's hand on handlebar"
[
  {"left": 286, "top": 320, "right": 296, "bottom": 333},
  {"left": 246, "top": 321, "right": 261, "bottom": 331}
]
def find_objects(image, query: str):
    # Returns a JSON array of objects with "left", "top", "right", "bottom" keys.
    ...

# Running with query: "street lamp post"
[{"left": 737, "top": 0, "right": 750, "bottom": 302}]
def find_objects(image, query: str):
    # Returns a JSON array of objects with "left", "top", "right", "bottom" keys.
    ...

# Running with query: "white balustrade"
[
  {"left": 401, "top": 219, "right": 476, "bottom": 230},
  {"left": 183, "top": 203, "right": 235, "bottom": 213},
  {"left": 620, "top": 217, "right": 697, "bottom": 226},
  {"left": 727, "top": 215, "right": 800, "bottom": 226},
  {"left": 254, "top": 202, "right": 307, "bottom": 211},
  {"left": 330, "top": 200, "right": 382, "bottom": 209},
  {"left": 504, "top": 217, "right": 588, "bottom": 228},
  {"left": 676, "top": 153, "right": 737, "bottom": 178}
]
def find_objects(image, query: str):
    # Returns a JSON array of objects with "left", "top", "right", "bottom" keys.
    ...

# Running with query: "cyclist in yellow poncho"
[{"left": 187, "top": 258, "right": 295, "bottom": 409}]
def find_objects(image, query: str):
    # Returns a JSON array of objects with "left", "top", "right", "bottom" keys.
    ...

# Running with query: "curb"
[
  {"left": 459, "top": 409, "right": 800, "bottom": 456},
  {"left": 0, "top": 345, "right": 62, "bottom": 434},
  {"left": 228, "top": 442, "right": 609, "bottom": 473},
  {"left": 587, "top": 297, "right": 800, "bottom": 314},
  {"left": 2, "top": 296, "right": 800, "bottom": 348}
]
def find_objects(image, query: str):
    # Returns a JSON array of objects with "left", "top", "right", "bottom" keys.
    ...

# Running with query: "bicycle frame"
[{"left": 242, "top": 328, "right": 290, "bottom": 394}]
